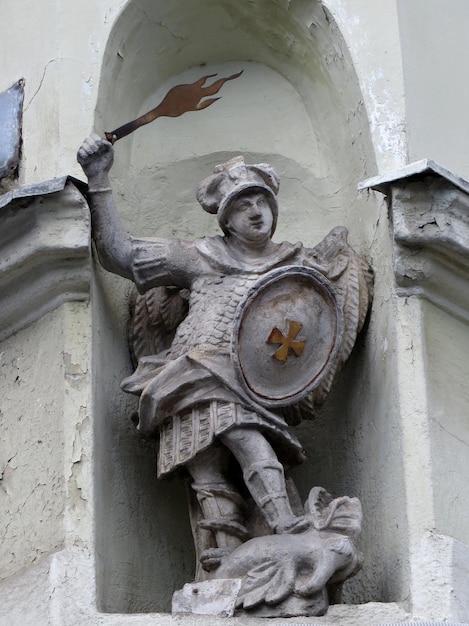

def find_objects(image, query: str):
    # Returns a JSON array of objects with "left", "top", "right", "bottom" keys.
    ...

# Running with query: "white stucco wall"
[
  {"left": 0, "top": 0, "right": 125, "bottom": 187},
  {"left": 398, "top": 0, "right": 469, "bottom": 179},
  {"left": 423, "top": 300, "right": 469, "bottom": 546}
]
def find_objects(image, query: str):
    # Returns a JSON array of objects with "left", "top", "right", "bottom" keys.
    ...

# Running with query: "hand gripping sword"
[{"left": 104, "top": 71, "right": 243, "bottom": 144}]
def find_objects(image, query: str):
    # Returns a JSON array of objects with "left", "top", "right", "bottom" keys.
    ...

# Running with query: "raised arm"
[{"left": 77, "top": 134, "right": 133, "bottom": 280}]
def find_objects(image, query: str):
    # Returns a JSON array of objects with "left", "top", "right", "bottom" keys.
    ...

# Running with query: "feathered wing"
[
  {"left": 282, "top": 227, "right": 373, "bottom": 425},
  {"left": 128, "top": 285, "right": 190, "bottom": 367},
  {"left": 311, "top": 226, "right": 374, "bottom": 403}
]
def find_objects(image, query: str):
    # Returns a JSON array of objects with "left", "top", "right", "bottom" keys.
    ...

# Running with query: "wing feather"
[
  {"left": 283, "top": 227, "right": 373, "bottom": 423},
  {"left": 128, "top": 286, "right": 189, "bottom": 367}
]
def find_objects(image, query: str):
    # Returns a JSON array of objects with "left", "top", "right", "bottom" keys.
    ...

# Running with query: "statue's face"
[{"left": 225, "top": 191, "right": 274, "bottom": 244}]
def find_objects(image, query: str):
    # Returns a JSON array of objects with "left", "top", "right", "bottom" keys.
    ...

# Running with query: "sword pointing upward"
[{"left": 104, "top": 70, "right": 243, "bottom": 144}]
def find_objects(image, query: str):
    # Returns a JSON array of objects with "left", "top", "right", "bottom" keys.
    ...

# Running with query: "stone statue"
[{"left": 77, "top": 134, "right": 373, "bottom": 617}]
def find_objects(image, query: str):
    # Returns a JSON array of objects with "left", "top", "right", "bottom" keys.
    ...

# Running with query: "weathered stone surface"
[
  {"left": 0, "top": 302, "right": 93, "bottom": 583},
  {"left": 76, "top": 138, "right": 372, "bottom": 617},
  {"left": 212, "top": 487, "right": 362, "bottom": 618},
  {"left": 3, "top": 0, "right": 469, "bottom": 620}
]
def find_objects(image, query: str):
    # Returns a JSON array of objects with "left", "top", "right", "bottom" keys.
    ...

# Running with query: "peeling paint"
[
  {"left": 0, "top": 304, "right": 91, "bottom": 582},
  {"left": 63, "top": 352, "right": 86, "bottom": 384},
  {"left": 323, "top": 0, "right": 407, "bottom": 171}
]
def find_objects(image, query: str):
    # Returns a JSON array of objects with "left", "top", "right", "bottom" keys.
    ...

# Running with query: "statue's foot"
[
  {"left": 200, "top": 547, "right": 235, "bottom": 572},
  {"left": 275, "top": 515, "right": 311, "bottom": 535}
]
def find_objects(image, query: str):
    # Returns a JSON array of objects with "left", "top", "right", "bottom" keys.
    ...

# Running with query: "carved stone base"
[{"left": 173, "top": 488, "right": 362, "bottom": 619}]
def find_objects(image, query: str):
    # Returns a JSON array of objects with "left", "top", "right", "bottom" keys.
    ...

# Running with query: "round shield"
[{"left": 231, "top": 265, "right": 343, "bottom": 407}]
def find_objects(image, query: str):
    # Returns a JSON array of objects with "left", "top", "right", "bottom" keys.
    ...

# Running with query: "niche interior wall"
[{"left": 91, "top": 0, "right": 395, "bottom": 613}]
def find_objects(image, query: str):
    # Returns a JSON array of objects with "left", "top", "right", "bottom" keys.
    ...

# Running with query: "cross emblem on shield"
[{"left": 267, "top": 320, "right": 306, "bottom": 362}]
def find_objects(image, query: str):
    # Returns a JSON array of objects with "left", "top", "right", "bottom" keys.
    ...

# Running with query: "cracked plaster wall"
[
  {"left": 0, "top": 302, "right": 92, "bottom": 582},
  {"left": 0, "top": 0, "right": 408, "bottom": 191},
  {"left": 0, "top": 0, "right": 126, "bottom": 189},
  {"left": 422, "top": 300, "right": 469, "bottom": 546},
  {"left": 3, "top": 0, "right": 469, "bottom": 621}
]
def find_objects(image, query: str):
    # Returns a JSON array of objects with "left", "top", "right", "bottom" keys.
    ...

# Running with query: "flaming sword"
[{"left": 104, "top": 71, "right": 243, "bottom": 144}]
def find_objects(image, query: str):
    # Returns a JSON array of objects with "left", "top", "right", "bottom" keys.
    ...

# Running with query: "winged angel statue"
[{"left": 78, "top": 135, "right": 373, "bottom": 617}]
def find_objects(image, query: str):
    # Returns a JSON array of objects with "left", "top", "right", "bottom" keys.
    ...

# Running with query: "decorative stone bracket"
[
  {"left": 0, "top": 176, "right": 90, "bottom": 341},
  {"left": 360, "top": 159, "right": 469, "bottom": 322}
]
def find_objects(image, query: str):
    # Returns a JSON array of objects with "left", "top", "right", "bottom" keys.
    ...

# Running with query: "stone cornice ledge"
[
  {"left": 360, "top": 160, "right": 469, "bottom": 322},
  {"left": 0, "top": 176, "right": 90, "bottom": 341}
]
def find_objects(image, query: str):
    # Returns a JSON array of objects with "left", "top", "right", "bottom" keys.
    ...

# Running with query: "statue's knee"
[{"left": 222, "top": 427, "right": 257, "bottom": 455}]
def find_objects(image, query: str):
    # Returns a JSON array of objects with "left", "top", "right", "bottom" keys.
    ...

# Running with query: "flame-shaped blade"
[{"left": 105, "top": 70, "right": 243, "bottom": 144}]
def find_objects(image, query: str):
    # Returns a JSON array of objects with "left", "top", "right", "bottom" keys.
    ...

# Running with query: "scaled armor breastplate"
[{"left": 169, "top": 273, "right": 260, "bottom": 358}]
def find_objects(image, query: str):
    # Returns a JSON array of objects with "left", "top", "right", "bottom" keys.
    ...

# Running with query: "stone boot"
[{"left": 243, "top": 460, "right": 310, "bottom": 534}]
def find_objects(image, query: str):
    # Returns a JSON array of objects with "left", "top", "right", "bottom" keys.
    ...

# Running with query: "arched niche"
[{"left": 92, "top": 0, "right": 381, "bottom": 614}]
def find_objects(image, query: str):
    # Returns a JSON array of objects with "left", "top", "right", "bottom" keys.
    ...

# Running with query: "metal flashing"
[
  {"left": 359, "top": 159, "right": 469, "bottom": 196},
  {"left": 0, "top": 79, "right": 25, "bottom": 180},
  {"left": 0, "top": 175, "right": 88, "bottom": 209}
]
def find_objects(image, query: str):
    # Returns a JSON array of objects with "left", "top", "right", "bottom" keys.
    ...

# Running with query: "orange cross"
[{"left": 267, "top": 319, "right": 306, "bottom": 362}]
